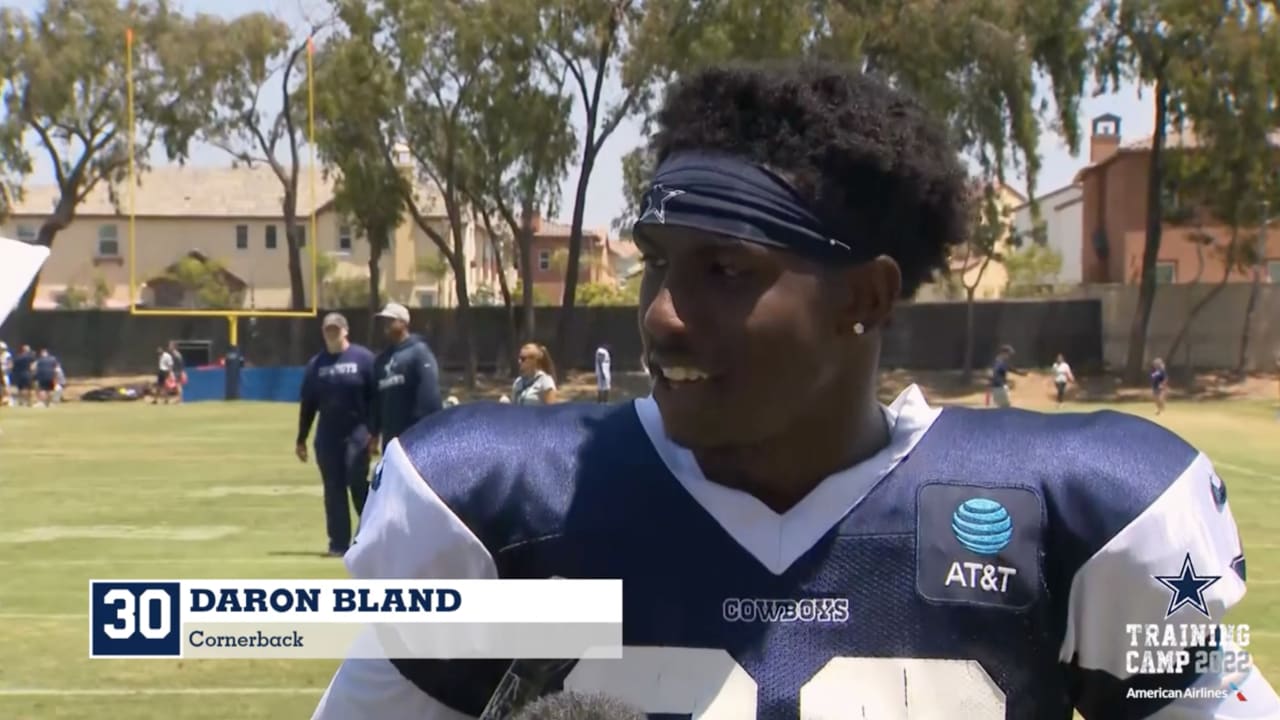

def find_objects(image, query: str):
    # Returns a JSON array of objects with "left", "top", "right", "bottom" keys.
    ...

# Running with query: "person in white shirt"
[
  {"left": 153, "top": 346, "right": 174, "bottom": 405},
  {"left": 594, "top": 345, "right": 612, "bottom": 403},
  {"left": 512, "top": 343, "right": 558, "bottom": 405},
  {"left": 1051, "top": 353, "right": 1075, "bottom": 408},
  {"left": 0, "top": 341, "right": 11, "bottom": 407}
]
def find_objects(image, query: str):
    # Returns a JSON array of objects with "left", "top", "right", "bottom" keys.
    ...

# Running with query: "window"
[
  {"left": 97, "top": 224, "right": 119, "bottom": 256},
  {"left": 338, "top": 225, "right": 352, "bottom": 252},
  {"left": 16, "top": 224, "right": 36, "bottom": 243},
  {"left": 265, "top": 225, "right": 277, "bottom": 249},
  {"left": 1155, "top": 261, "right": 1176, "bottom": 284},
  {"left": 1268, "top": 260, "right": 1280, "bottom": 283},
  {"left": 235, "top": 225, "right": 248, "bottom": 250},
  {"left": 295, "top": 225, "right": 306, "bottom": 247},
  {"left": 417, "top": 290, "right": 437, "bottom": 307},
  {"left": 538, "top": 249, "right": 550, "bottom": 271}
]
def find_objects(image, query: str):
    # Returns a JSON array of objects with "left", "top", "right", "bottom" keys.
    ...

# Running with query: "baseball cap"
[
  {"left": 376, "top": 302, "right": 411, "bottom": 324},
  {"left": 322, "top": 312, "right": 348, "bottom": 330}
]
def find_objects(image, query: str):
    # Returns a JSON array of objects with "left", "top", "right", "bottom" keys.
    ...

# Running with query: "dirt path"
[{"left": 65, "top": 369, "right": 1280, "bottom": 407}]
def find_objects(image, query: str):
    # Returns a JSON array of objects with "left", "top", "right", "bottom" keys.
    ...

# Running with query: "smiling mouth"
[{"left": 648, "top": 358, "right": 718, "bottom": 386}]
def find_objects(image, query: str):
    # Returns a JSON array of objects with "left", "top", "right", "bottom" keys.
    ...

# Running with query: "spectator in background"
[
  {"left": 1151, "top": 357, "right": 1168, "bottom": 415},
  {"left": 153, "top": 345, "right": 174, "bottom": 404},
  {"left": 371, "top": 302, "right": 442, "bottom": 452},
  {"left": 12, "top": 343, "right": 34, "bottom": 406},
  {"left": 1, "top": 341, "right": 11, "bottom": 407},
  {"left": 167, "top": 341, "right": 187, "bottom": 403},
  {"left": 32, "top": 348, "right": 60, "bottom": 407},
  {"left": 513, "top": 342, "right": 559, "bottom": 405},
  {"left": 594, "top": 343, "right": 612, "bottom": 403},
  {"left": 52, "top": 363, "right": 65, "bottom": 404},
  {"left": 1051, "top": 353, "right": 1075, "bottom": 408},
  {"left": 297, "top": 313, "right": 377, "bottom": 557},
  {"left": 988, "top": 344, "right": 1025, "bottom": 409}
]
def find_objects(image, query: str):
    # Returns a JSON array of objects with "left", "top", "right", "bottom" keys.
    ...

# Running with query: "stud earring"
[{"left": 853, "top": 322, "right": 865, "bottom": 335}]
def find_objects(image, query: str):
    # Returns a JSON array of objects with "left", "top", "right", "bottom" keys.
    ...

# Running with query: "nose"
[{"left": 641, "top": 281, "right": 690, "bottom": 346}]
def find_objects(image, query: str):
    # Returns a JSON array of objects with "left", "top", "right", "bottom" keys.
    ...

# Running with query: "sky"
[{"left": 12, "top": 0, "right": 1156, "bottom": 232}]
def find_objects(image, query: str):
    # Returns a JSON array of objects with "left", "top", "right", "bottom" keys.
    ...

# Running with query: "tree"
[
  {"left": 617, "top": 0, "right": 1093, "bottom": 221},
  {"left": 1155, "top": 0, "right": 1280, "bottom": 372},
  {"left": 956, "top": 186, "right": 1017, "bottom": 381},
  {"left": 528, "top": 0, "right": 655, "bottom": 367},
  {"left": 577, "top": 280, "right": 633, "bottom": 306},
  {"left": 55, "top": 284, "right": 89, "bottom": 309},
  {"left": 201, "top": 12, "right": 319, "bottom": 311},
  {"left": 312, "top": 10, "right": 408, "bottom": 335},
  {"left": 0, "top": 0, "right": 238, "bottom": 316},
  {"left": 453, "top": 5, "right": 577, "bottom": 350},
  {"left": 90, "top": 273, "right": 113, "bottom": 308},
  {"left": 368, "top": 0, "right": 508, "bottom": 388},
  {"left": 1004, "top": 242, "right": 1063, "bottom": 297},
  {"left": 165, "top": 254, "right": 243, "bottom": 309},
  {"left": 416, "top": 252, "right": 451, "bottom": 301},
  {"left": 1091, "top": 0, "right": 1231, "bottom": 383}
]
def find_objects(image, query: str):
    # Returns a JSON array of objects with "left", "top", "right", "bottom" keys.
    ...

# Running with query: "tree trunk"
[
  {"left": 453, "top": 266, "right": 477, "bottom": 388},
  {"left": 1235, "top": 265, "right": 1263, "bottom": 375},
  {"left": 284, "top": 199, "right": 306, "bottom": 310},
  {"left": 493, "top": 249, "right": 518, "bottom": 379},
  {"left": 1123, "top": 77, "right": 1170, "bottom": 384},
  {"left": 961, "top": 287, "right": 977, "bottom": 383},
  {"left": 553, "top": 146, "right": 598, "bottom": 377},
  {"left": 367, "top": 228, "right": 384, "bottom": 347},
  {"left": 520, "top": 203, "right": 536, "bottom": 344},
  {"left": 443, "top": 212, "right": 477, "bottom": 389}
]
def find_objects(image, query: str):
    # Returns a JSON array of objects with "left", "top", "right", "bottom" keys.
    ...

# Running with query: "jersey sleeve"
[
  {"left": 311, "top": 438, "right": 496, "bottom": 720},
  {"left": 1062, "top": 451, "right": 1279, "bottom": 719}
]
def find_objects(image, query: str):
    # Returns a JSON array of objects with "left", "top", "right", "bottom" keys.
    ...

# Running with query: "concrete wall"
[
  {"left": 0, "top": 300, "right": 1105, "bottom": 378},
  {"left": 6, "top": 285, "right": 1272, "bottom": 378},
  {"left": 1067, "top": 283, "right": 1280, "bottom": 370}
]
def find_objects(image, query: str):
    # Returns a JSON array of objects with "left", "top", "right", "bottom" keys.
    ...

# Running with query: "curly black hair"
[{"left": 649, "top": 60, "right": 970, "bottom": 298}]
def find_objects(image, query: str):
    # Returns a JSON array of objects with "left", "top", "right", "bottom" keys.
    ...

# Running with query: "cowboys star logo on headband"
[{"left": 638, "top": 184, "right": 686, "bottom": 224}]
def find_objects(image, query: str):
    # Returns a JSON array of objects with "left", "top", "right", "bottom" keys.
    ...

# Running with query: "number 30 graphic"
[
  {"left": 564, "top": 647, "right": 1006, "bottom": 719},
  {"left": 102, "top": 588, "right": 172, "bottom": 640}
]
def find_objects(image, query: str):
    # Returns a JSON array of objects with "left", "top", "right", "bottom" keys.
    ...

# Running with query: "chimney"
[{"left": 1090, "top": 114, "right": 1122, "bottom": 164}]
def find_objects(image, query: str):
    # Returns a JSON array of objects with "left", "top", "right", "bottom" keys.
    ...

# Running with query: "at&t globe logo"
[
  {"left": 945, "top": 497, "right": 1018, "bottom": 593},
  {"left": 951, "top": 497, "right": 1013, "bottom": 555}
]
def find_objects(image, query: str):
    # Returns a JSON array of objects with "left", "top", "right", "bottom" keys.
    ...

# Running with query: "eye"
[
  {"left": 710, "top": 260, "right": 745, "bottom": 278},
  {"left": 641, "top": 253, "right": 668, "bottom": 270}
]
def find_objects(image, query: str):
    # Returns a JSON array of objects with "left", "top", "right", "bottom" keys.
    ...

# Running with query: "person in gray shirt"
[{"left": 370, "top": 303, "right": 443, "bottom": 451}]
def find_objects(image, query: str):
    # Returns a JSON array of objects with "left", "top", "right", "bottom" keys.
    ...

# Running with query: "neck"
[
  {"left": 391, "top": 330, "right": 408, "bottom": 345},
  {"left": 327, "top": 340, "right": 349, "bottom": 354},
  {"left": 692, "top": 376, "right": 888, "bottom": 514}
]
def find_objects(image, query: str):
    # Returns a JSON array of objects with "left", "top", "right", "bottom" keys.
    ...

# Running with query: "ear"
[{"left": 834, "top": 255, "right": 900, "bottom": 334}]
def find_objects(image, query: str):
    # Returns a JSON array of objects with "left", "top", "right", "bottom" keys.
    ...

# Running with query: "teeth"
[{"left": 662, "top": 366, "right": 709, "bottom": 382}]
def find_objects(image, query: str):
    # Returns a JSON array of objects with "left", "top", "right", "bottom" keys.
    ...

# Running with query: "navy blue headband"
[{"left": 632, "top": 151, "right": 866, "bottom": 264}]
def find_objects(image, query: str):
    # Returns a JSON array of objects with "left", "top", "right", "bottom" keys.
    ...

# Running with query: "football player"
[{"left": 312, "top": 60, "right": 1277, "bottom": 719}]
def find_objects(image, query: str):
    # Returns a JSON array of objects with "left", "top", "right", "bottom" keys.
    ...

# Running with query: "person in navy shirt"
[
  {"left": 371, "top": 303, "right": 442, "bottom": 451},
  {"left": 32, "top": 348, "right": 61, "bottom": 407},
  {"left": 1151, "top": 357, "right": 1169, "bottom": 415},
  {"left": 988, "top": 344, "right": 1026, "bottom": 408},
  {"left": 11, "top": 343, "right": 34, "bottom": 406},
  {"left": 297, "top": 313, "right": 377, "bottom": 556},
  {"left": 314, "top": 62, "right": 1278, "bottom": 719}
]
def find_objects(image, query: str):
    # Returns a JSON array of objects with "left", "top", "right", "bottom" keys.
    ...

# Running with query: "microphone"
[
  {"left": 477, "top": 659, "right": 579, "bottom": 720},
  {"left": 509, "top": 691, "right": 646, "bottom": 720}
]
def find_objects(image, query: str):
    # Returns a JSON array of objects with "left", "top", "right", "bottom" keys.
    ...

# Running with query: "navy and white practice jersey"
[{"left": 312, "top": 386, "right": 1278, "bottom": 720}]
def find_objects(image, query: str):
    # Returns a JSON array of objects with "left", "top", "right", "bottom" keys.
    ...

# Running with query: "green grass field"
[{"left": 0, "top": 397, "right": 1275, "bottom": 719}]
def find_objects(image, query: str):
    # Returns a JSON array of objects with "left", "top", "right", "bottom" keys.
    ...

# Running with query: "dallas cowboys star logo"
[
  {"left": 1154, "top": 553, "right": 1221, "bottom": 619},
  {"left": 637, "top": 184, "right": 686, "bottom": 224}
]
